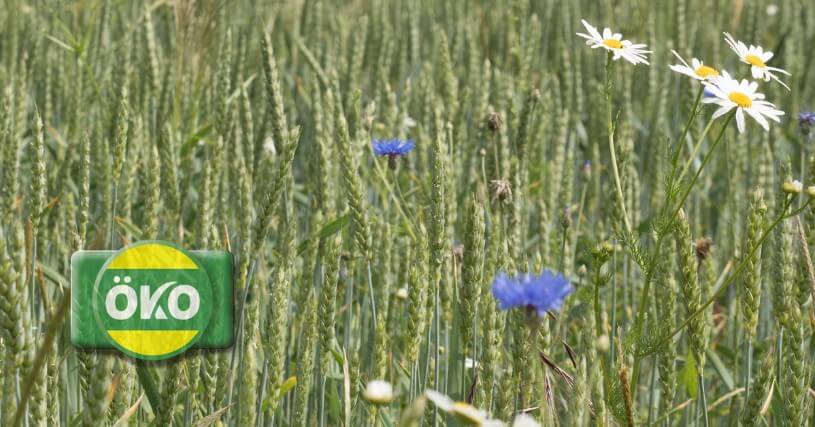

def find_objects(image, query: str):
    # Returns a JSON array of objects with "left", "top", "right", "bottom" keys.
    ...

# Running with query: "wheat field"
[{"left": 1, "top": 0, "right": 814, "bottom": 425}]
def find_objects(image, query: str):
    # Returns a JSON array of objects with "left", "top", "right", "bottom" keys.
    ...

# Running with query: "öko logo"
[{"left": 70, "top": 240, "right": 236, "bottom": 360}]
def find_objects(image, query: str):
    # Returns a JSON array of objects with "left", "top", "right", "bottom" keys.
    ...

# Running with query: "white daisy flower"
[
  {"left": 723, "top": 32, "right": 790, "bottom": 90},
  {"left": 576, "top": 20, "right": 650, "bottom": 65},
  {"left": 668, "top": 50, "right": 720, "bottom": 81},
  {"left": 702, "top": 71, "right": 784, "bottom": 133},
  {"left": 363, "top": 380, "right": 394, "bottom": 405},
  {"left": 424, "top": 389, "right": 503, "bottom": 426}
]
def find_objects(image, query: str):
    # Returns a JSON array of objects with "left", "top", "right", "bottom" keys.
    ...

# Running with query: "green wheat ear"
[
  {"left": 459, "top": 196, "right": 485, "bottom": 357},
  {"left": 675, "top": 209, "right": 706, "bottom": 370}
]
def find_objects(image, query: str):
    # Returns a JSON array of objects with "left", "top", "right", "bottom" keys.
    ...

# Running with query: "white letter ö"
[{"left": 106, "top": 285, "right": 137, "bottom": 320}]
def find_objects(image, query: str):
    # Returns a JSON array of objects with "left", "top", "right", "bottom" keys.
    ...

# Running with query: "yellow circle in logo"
[{"left": 93, "top": 241, "right": 213, "bottom": 360}]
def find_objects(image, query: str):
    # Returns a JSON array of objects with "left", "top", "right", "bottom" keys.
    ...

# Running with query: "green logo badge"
[{"left": 71, "top": 241, "right": 234, "bottom": 360}]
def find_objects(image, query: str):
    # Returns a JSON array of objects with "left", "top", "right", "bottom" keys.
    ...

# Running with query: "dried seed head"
[
  {"left": 490, "top": 179, "right": 512, "bottom": 203},
  {"left": 694, "top": 237, "right": 713, "bottom": 261},
  {"left": 452, "top": 243, "right": 464, "bottom": 263},
  {"left": 799, "top": 111, "right": 815, "bottom": 136},
  {"left": 486, "top": 111, "right": 503, "bottom": 132},
  {"left": 582, "top": 160, "right": 592, "bottom": 178},
  {"left": 560, "top": 207, "right": 573, "bottom": 229}
]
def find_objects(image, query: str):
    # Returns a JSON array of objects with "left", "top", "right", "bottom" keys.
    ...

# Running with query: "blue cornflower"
[
  {"left": 372, "top": 139, "right": 415, "bottom": 157},
  {"left": 372, "top": 139, "right": 415, "bottom": 169},
  {"left": 800, "top": 111, "right": 815, "bottom": 136},
  {"left": 491, "top": 270, "right": 572, "bottom": 317}
]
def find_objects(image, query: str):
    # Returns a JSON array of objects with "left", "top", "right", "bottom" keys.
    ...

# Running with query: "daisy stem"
[
  {"left": 676, "top": 117, "right": 716, "bottom": 183},
  {"left": 669, "top": 86, "right": 705, "bottom": 182},
  {"left": 604, "top": 54, "right": 631, "bottom": 233},
  {"left": 669, "top": 110, "right": 735, "bottom": 222}
]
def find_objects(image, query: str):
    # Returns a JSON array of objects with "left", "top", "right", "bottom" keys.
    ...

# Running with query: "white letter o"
[{"left": 168, "top": 285, "right": 199, "bottom": 320}]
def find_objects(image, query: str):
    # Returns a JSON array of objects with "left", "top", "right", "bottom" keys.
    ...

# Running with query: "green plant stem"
[
  {"left": 670, "top": 111, "right": 735, "bottom": 221},
  {"left": 676, "top": 117, "right": 716, "bottom": 183},
  {"left": 367, "top": 145, "right": 417, "bottom": 242},
  {"left": 668, "top": 86, "right": 705, "bottom": 182},
  {"left": 631, "top": 110, "right": 734, "bottom": 392},
  {"left": 605, "top": 54, "right": 631, "bottom": 233},
  {"left": 699, "top": 373, "right": 709, "bottom": 427},
  {"left": 12, "top": 288, "right": 71, "bottom": 427}
]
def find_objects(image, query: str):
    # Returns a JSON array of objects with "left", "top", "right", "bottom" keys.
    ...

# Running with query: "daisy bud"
[
  {"left": 807, "top": 186, "right": 815, "bottom": 199},
  {"left": 782, "top": 180, "right": 803, "bottom": 194},
  {"left": 395, "top": 287, "right": 408, "bottom": 299},
  {"left": 363, "top": 380, "right": 394, "bottom": 405},
  {"left": 593, "top": 241, "right": 614, "bottom": 263},
  {"left": 577, "top": 264, "right": 588, "bottom": 277}
]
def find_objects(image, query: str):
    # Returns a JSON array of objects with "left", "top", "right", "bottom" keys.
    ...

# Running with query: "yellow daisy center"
[
  {"left": 602, "top": 39, "right": 623, "bottom": 49},
  {"left": 729, "top": 91, "right": 752, "bottom": 108},
  {"left": 745, "top": 54, "right": 766, "bottom": 68},
  {"left": 694, "top": 65, "right": 719, "bottom": 78}
]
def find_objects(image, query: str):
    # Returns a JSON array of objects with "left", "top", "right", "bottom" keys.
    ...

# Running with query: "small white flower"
[
  {"left": 702, "top": 71, "right": 784, "bottom": 133},
  {"left": 402, "top": 116, "right": 417, "bottom": 130},
  {"left": 782, "top": 180, "right": 803, "bottom": 194},
  {"left": 512, "top": 414, "right": 542, "bottom": 427},
  {"left": 668, "top": 50, "right": 720, "bottom": 81},
  {"left": 766, "top": 4, "right": 779, "bottom": 16},
  {"left": 363, "top": 380, "right": 393, "bottom": 405},
  {"left": 576, "top": 20, "right": 650, "bottom": 65},
  {"left": 395, "top": 287, "right": 408, "bottom": 299},
  {"left": 723, "top": 32, "right": 790, "bottom": 90}
]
